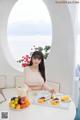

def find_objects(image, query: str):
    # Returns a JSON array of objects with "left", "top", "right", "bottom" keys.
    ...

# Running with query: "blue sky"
[{"left": 8, "top": 21, "right": 52, "bottom": 36}]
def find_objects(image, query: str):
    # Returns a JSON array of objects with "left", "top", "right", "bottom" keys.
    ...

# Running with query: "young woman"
[{"left": 24, "top": 51, "right": 55, "bottom": 93}]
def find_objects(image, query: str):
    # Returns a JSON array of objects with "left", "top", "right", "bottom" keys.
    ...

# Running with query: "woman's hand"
[
  {"left": 43, "top": 83, "right": 56, "bottom": 94},
  {"left": 48, "top": 88, "right": 56, "bottom": 94}
]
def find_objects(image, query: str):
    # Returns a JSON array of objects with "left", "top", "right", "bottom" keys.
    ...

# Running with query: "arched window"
[{"left": 7, "top": 0, "right": 52, "bottom": 69}]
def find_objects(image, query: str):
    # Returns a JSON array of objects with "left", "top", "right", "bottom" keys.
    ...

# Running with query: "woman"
[{"left": 24, "top": 51, "right": 55, "bottom": 93}]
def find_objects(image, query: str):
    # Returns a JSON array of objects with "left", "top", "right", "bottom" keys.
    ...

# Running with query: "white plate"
[{"left": 33, "top": 93, "right": 71, "bottom": 109}]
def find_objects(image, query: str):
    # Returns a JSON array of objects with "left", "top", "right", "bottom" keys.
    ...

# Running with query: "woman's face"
[{"left": 32, "top": 57, "right": 41, "bottom": 67}]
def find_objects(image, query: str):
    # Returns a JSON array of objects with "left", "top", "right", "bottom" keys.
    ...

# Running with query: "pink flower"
[
  {"left": 22, "top": 63, "right": 27, "bottom": 67},
  {"left": 17, "top": 54, "right": 30, "bottom": 68}
]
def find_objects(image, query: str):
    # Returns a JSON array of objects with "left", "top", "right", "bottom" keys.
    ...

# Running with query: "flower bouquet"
[{"left": 17, "top": 54, "right": 30, "bottom": 68}]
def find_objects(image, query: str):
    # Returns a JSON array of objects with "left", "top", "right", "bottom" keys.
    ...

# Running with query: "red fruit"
[
  {"left": 20, "top": 104, "right": 26, "bottom": 109},
  {"left": 20, "top": 98, "right": 26, "bottom": 104}
]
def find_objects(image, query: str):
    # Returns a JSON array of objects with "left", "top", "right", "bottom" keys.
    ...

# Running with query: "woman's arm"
[
  {"left": 42, "top": 82, "right": 56, "bottom": 93},
  {"left": 24, "top": 82, "right": 32, "bottom": 91},
  {"left": 23, "top": 67, "right": 32, "bottom": 91}
]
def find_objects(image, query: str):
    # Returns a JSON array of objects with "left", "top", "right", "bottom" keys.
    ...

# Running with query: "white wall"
[
  {"left": 68, "top": 5, "right": 79, "bottom": 107},
  {"left": 44, "top": 0, "right": 74, "bottom": 97},
  {"left": 0, "top": 0, "right": 76, "bottom": 98},
  {"left": 0, "top": 0, "right": 21, "bottom": 88}
]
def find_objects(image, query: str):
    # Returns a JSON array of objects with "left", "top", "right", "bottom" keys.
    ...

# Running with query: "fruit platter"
[
  {"left": 34, "top": 93, "right": 71, "bottom": 109},
  {"left": 9, "top": 96, "right": 30, "bottom": 110},
  {"left": 61, "top": 95, "right": 71, "bottom": 103},
  {"left": 49, "top": 97, "right": 60, "bottom": 106}
]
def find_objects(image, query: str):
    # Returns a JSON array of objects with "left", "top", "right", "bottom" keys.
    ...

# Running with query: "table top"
[{"left": 0, "top": 89, "right": 76, "bottom": 120}]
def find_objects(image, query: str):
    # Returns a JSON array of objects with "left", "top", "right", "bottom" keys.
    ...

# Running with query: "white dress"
[{"left": 24, "top": 66, "right": 44, "bottom": 90}]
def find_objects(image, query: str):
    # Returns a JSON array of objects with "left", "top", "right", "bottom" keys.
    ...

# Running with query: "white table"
[{"left": 0, "top": 88, "right": 76, "bottom": 120}]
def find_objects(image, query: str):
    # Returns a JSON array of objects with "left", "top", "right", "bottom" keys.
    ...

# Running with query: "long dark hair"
[{"left": 29, "top": 51, "right": 46, "bottom": 82}]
